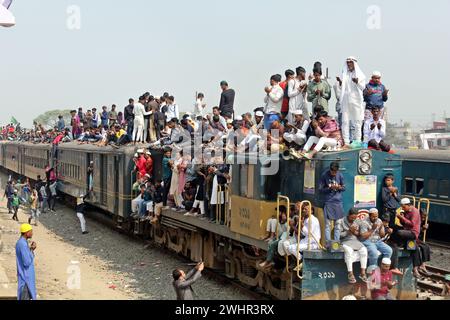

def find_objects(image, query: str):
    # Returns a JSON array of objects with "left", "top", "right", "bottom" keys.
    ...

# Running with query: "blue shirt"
[
  {"left": 319, "top": 170, "right": 345, "bottom": 203},
  {"left": 16, "top": 237, "right": 36, "bottom": 300},
  {"left": 364, "top": 81, "right": 388, "bottom": 108},
  {"left": 57, "top": 119, "right": 65, "bottom": 131},
  {"left": 101, "top": 111, "right": 108, "bottom": 127}
]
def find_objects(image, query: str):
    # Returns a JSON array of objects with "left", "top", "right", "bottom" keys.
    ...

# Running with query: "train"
[
  {"left": 0, "top": 141, "right": 421, "bottom": 300},
  {"left": 396, "top": 150, "right": 450, "bottom": 226}
]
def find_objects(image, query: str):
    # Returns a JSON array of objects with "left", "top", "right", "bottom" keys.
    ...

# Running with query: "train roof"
[
  {"left": 396, "top": 149, "right": 450, "bottom": 163},
  {"left": 0, "top": 140, "right": 138, "bottom": 156}
]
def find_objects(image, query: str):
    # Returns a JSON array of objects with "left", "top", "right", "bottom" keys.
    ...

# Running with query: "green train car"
[
  {"left": 397, "top": 150, "right": 450, "bottom": 225},
  {"left": 230, "top": 149, "right": 415, "bottom": 300}
]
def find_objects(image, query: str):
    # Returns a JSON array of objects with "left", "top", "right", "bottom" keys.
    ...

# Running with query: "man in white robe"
[
  {"left": 0, "top": 0, "right": 15, "bottom": 27},
  {"left": 287, "top": 66, "right": 309, "bottom": 124},
  {"left": 339, "top": 57, "right": 366, "bottom": 146},
  {"left": 133, "top": 96, "right": 152, "bottom": 143}
]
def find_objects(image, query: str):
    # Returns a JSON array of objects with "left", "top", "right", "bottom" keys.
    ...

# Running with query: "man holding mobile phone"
[{"left": 172, "top": 261, "right": 204, "bottom": 300}]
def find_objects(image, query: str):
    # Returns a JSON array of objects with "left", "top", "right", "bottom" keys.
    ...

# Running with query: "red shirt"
[
  {"left": 279, "top": 81, "right": 289, "bottom": 113},
  {"left": 371, "top": 270, "right": 393, "bottom": 299},
  {"left": 53, "top": 134, "right": 64, "bottom": 145},
  {"left": 399, "top": 206, "right": 421, "bottom": 239},
  {"left": 136, "top": 156, "right": 147, "bottom": 176}
]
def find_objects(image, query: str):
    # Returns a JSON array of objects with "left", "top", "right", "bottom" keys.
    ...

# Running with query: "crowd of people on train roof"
[{"left": 1, "top": 56, "right": 394, "bottom": 157}]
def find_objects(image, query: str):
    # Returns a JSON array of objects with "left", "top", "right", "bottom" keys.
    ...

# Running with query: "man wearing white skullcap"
[
  {"left": 370, "top": 257, "right": 397, "bottom": 300},
  {"left": 283, "top": 110, "right": 309, "bottom": 147},
  {"left": 359, "top": 208, "right": 393, "bottom": 267},
  {"left": 339, "top": 57, "right": 367, "bottom": 146},
  {"left": 363, "top": 70, "right": 389, "bottom": 121}
]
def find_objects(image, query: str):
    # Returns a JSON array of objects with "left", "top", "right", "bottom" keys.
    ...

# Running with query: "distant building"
[
  {"left": 387, "top": 123, "right": 418, "bottom": 149},
  {"left": 420, "top": 118, "right": 450, "bottom": 150}
]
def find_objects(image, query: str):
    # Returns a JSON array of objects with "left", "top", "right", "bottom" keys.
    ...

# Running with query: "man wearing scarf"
[{"left": 339, "top": 57, "right": 366, "bottom": 147}]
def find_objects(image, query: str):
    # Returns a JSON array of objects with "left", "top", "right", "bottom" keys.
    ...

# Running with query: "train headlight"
[{"left": 358, "top": 150, "right": 372, "bottom": 175}]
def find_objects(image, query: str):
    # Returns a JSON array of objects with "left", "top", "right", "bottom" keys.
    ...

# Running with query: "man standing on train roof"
[
  {"left": 124, "top": 98, "right": 135, "bottom": 141},
  {"left": 16, "top": 223, "right": 37, "bottom": 300},
  {"left": 263, "top": 74, "right": 284, "bottom": 130},
  {"left": 319, "top": 162, "right": 345, "bottom": 245},
  {"left": 363, "top": 71, "right": 389, "bottom": 120},
  {"left": 339, "top": 56, "right": 366, "bottom": 148},
  {"left": 307, "top": 67, "right": 332, "bottom": 113},
  {"left": 287, "top": 66, "right": 309, "bottom": 123},
  {"left": 219, "top": 81, "right": 235, "bottom": 120},
  {"left": 133, "top": 96, "right": 152, "bottom": 144},
  {"left": 57, "top": 115, "right": 65, "bottom": 131},
  {"left": 93, "top": 107, "right": 100, "bottom": 128},
  {"left": 279, "top": 69, "right": 295, "bottom": 120},
  {"left": 76, "top": 194, "right": 89, "bottom": 235}
]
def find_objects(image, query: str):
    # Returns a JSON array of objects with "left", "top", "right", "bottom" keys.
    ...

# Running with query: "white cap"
[
  {"left": 255, "top": 111, "right": 264, "bottom": 117},
  {"left": 235, "top": 115, "right": 243, "bottom": 121},
  {"left": 292, "top": 110, "right": 303, "bottom": 116},
  {"left": 369, "top": 208, "right": 378, "bottom": 214},
  {"left": 342, "top": 295, "right": 357, "bottom": 300},
  {"left": 400, "top": 198, "right": 411, "bottom": 205},
  {"left": 381, "top": 258, "right": 391, "bottom": 265},
  {"left": 226, "top": 119, "right": 233, "bottom": 124},
  {"left": 346, "top": 56, "right": 357, "bottom": 62},
  {"left": 154, "top": 95, "right": 161, "bottom": 100},
  {"left": 137, "top": 149, "right": 144, "bottom": 153},
  {"left": 372, "top": 71, "right": 382, "bottom": 77}
]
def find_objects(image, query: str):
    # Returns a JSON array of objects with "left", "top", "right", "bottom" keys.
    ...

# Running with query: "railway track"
[
  {"left": 417, "top": 265, "right": 450, "bottom": 298},
  {"left": 426, "top": 240, "right": 450, "bottom": 251},
  {"left": 81, "top": 206, "right": 269, "bottom": 300}
]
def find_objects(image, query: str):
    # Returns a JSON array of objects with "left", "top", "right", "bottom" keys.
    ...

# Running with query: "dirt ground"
[
  {"left": 0, "top": 178, "right": 253, "bottom": 300},
  {"left": 0, "top": 197, "right": 135, "bottom": 300}
]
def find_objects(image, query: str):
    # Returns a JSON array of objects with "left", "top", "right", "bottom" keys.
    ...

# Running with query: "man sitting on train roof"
[
  {"left": 337, "top": 208, "right": 368, "bottom": 284},
  {"left": 258, "top": 206, "right": 288, "bottom": 269},
  {"left": 299, "top": 111, "right": 343, "bottom": 160},
  {"left": 279, "top": 203, "right": 321, "bottom": 271},
  {"left": 389, "top": 198, "right": 422, "bottom": 278},
  {"left": 363, "top": 106, "right": 386, "bottom": 144},
  {"left": 282, "top": 110, "right": 309, "bottom": 150},
  {"left": 359, "top": 208, "right": 393, "bottom": 268}
]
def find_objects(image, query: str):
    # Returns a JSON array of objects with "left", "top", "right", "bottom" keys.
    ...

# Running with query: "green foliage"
[{"left": 33, "top": 109, "right": 71, "bottom": 129}]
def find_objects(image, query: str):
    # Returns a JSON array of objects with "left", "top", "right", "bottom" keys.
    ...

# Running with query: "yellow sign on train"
[{"left": 230, "top": 195, "right": 279, "bottom": 240}]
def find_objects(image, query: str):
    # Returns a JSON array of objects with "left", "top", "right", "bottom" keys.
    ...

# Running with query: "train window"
[
  {"left": 415, "top": 178, "right": 424, "bottom": 196},
  {"left": 404, "top": 177, "right": 413, "bottom": 194},
  {"left": 428, "top": 179, "right": 438, "bottom": 197},
  {"left": 439, "top": 180, "right": 449, "bottom": 199}
]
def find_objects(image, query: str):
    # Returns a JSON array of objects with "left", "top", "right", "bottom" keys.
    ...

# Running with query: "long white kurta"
[
  {"left": 278, "top": 215, "right": 321, "bottom": 257},
  {"left": 287, "top": 78, "right": 309, "bottom": 123},
  {"left": 340, "top": 67, "right": 366, "bottom": 122}
]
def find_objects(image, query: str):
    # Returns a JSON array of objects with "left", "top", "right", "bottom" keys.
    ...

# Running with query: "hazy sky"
[{"left": 1, "top": 0, "right": 449, "bottom": 127}]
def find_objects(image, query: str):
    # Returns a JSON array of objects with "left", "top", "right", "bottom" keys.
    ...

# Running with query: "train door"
[{"left": 100, "top": 154, "right": 107, "bottom": 206}]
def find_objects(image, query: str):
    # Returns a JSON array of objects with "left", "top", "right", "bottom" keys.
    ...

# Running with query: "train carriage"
[
  {"left": 0, "top": 141, "right": 418, "bottom": 300},
  {"left": 397, "top": 150, "right": 450, "bottom": 226}
]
